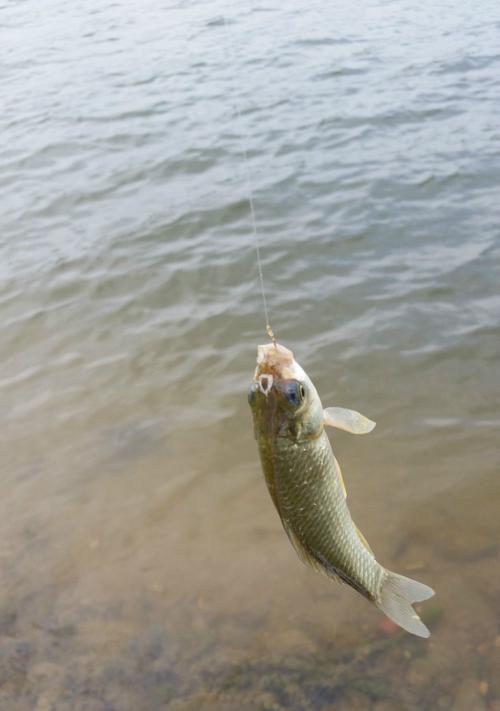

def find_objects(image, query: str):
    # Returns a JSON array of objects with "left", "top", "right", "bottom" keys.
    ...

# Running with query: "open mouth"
[{"left": 258, "top": 373, "right": 273, "bottom": 396}]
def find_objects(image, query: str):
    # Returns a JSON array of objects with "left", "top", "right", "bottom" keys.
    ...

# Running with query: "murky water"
[{"left": 1, "top": 0, "right": 500, "bottom": 708}]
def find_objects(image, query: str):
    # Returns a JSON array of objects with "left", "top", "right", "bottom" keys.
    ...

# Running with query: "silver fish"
[{"left": 248, "top": 341, "right": 435, "bottom": 637}]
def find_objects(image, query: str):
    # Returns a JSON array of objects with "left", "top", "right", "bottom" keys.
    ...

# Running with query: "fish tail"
[{"left": 376, "top": 569, "right": 435, "bottom": 638}]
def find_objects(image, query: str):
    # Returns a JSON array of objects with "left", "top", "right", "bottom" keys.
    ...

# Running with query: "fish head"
[{"left": 248, "top": 342, "right": 324, "bottom": 441}]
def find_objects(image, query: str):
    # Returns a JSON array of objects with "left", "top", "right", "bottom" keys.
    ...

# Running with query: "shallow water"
[{"left": 1, "top": 0, "right": 500, "bottom": 709}]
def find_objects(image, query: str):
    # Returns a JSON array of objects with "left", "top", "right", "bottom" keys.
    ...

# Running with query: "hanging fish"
[{"left": 248, "top": 341, "right": 435, "bottom": 637}]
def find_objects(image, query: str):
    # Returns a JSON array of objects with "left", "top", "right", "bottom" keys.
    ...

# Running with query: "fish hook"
[{"left": 266, "top": 323, "right": 277, "bottom": 348}]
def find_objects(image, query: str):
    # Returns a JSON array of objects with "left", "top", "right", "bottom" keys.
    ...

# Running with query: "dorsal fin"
[
  {"left": 333, "top": 456, "right": 347, "bottom": 499},
  {"left": 355, "top": 524, "right": 374, "bottom": 555},
  {"left": 333, "top": 457, "right": 373, "bottom": 553}
]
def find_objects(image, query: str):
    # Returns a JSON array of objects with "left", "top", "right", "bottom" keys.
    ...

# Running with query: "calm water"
[{"left": 1, "top": 0, "right": 500, "bottom": 709}]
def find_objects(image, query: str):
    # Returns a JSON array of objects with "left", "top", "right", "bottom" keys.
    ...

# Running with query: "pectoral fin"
[{"left": 324, "top": 407, "right": 376, "bottom": 434}]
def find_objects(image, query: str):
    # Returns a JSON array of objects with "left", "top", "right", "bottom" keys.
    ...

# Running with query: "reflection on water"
[{"left": 1, "top": 0, "right": 500, "bottom": 708}]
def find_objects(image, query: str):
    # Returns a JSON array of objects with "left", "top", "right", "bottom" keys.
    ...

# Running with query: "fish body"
[{"left": 248, "top": 342, "right": 434, "bottom": 637}]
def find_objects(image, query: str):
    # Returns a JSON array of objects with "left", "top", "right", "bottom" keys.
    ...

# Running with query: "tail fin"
[{"left": 377, "top": 570, "right": 435, "bottom": 638}]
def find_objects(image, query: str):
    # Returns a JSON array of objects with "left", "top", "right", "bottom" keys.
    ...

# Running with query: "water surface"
[{"left": 1, "top": 0, "right": 500, "bottom": 709}]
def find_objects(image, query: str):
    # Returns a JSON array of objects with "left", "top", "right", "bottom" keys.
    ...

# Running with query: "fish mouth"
[
  {"left": 254, "top": 342, "right": 294, "bottom": 382},
  {"left": 257, "top": 372, "right": 274, "bottom": 396}
]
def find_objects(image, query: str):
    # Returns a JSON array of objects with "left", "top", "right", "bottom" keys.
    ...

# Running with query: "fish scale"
[{"left": 264, "top": 430, "right": 384, "bottom": 600}]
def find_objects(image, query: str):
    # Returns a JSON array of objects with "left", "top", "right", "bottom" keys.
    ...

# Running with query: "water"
[{"left": 1, "top": 0, "right": 500, "bottom": 708}]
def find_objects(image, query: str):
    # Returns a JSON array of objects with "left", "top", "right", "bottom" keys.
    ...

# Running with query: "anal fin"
[{"left": 281, "top": 518, "right": 340, "bottom": 582}]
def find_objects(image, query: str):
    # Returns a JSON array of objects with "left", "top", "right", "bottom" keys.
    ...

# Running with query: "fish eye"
[{"left": 284, "top": 380, "right": 304, "bottom": 408}]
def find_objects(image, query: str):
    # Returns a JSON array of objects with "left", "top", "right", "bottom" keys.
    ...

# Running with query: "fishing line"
[{"left": 220, "top": 14, "right": 276, "bottom": 345}]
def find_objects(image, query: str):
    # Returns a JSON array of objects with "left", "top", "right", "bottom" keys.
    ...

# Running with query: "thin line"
[{"left": 221, "top": 14, "right": 273, "bottom": 338}]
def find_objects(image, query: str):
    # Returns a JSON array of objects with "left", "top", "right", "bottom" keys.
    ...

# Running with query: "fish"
[{"left": 248, "top": 341, "right": 435, "bottom": 638}]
